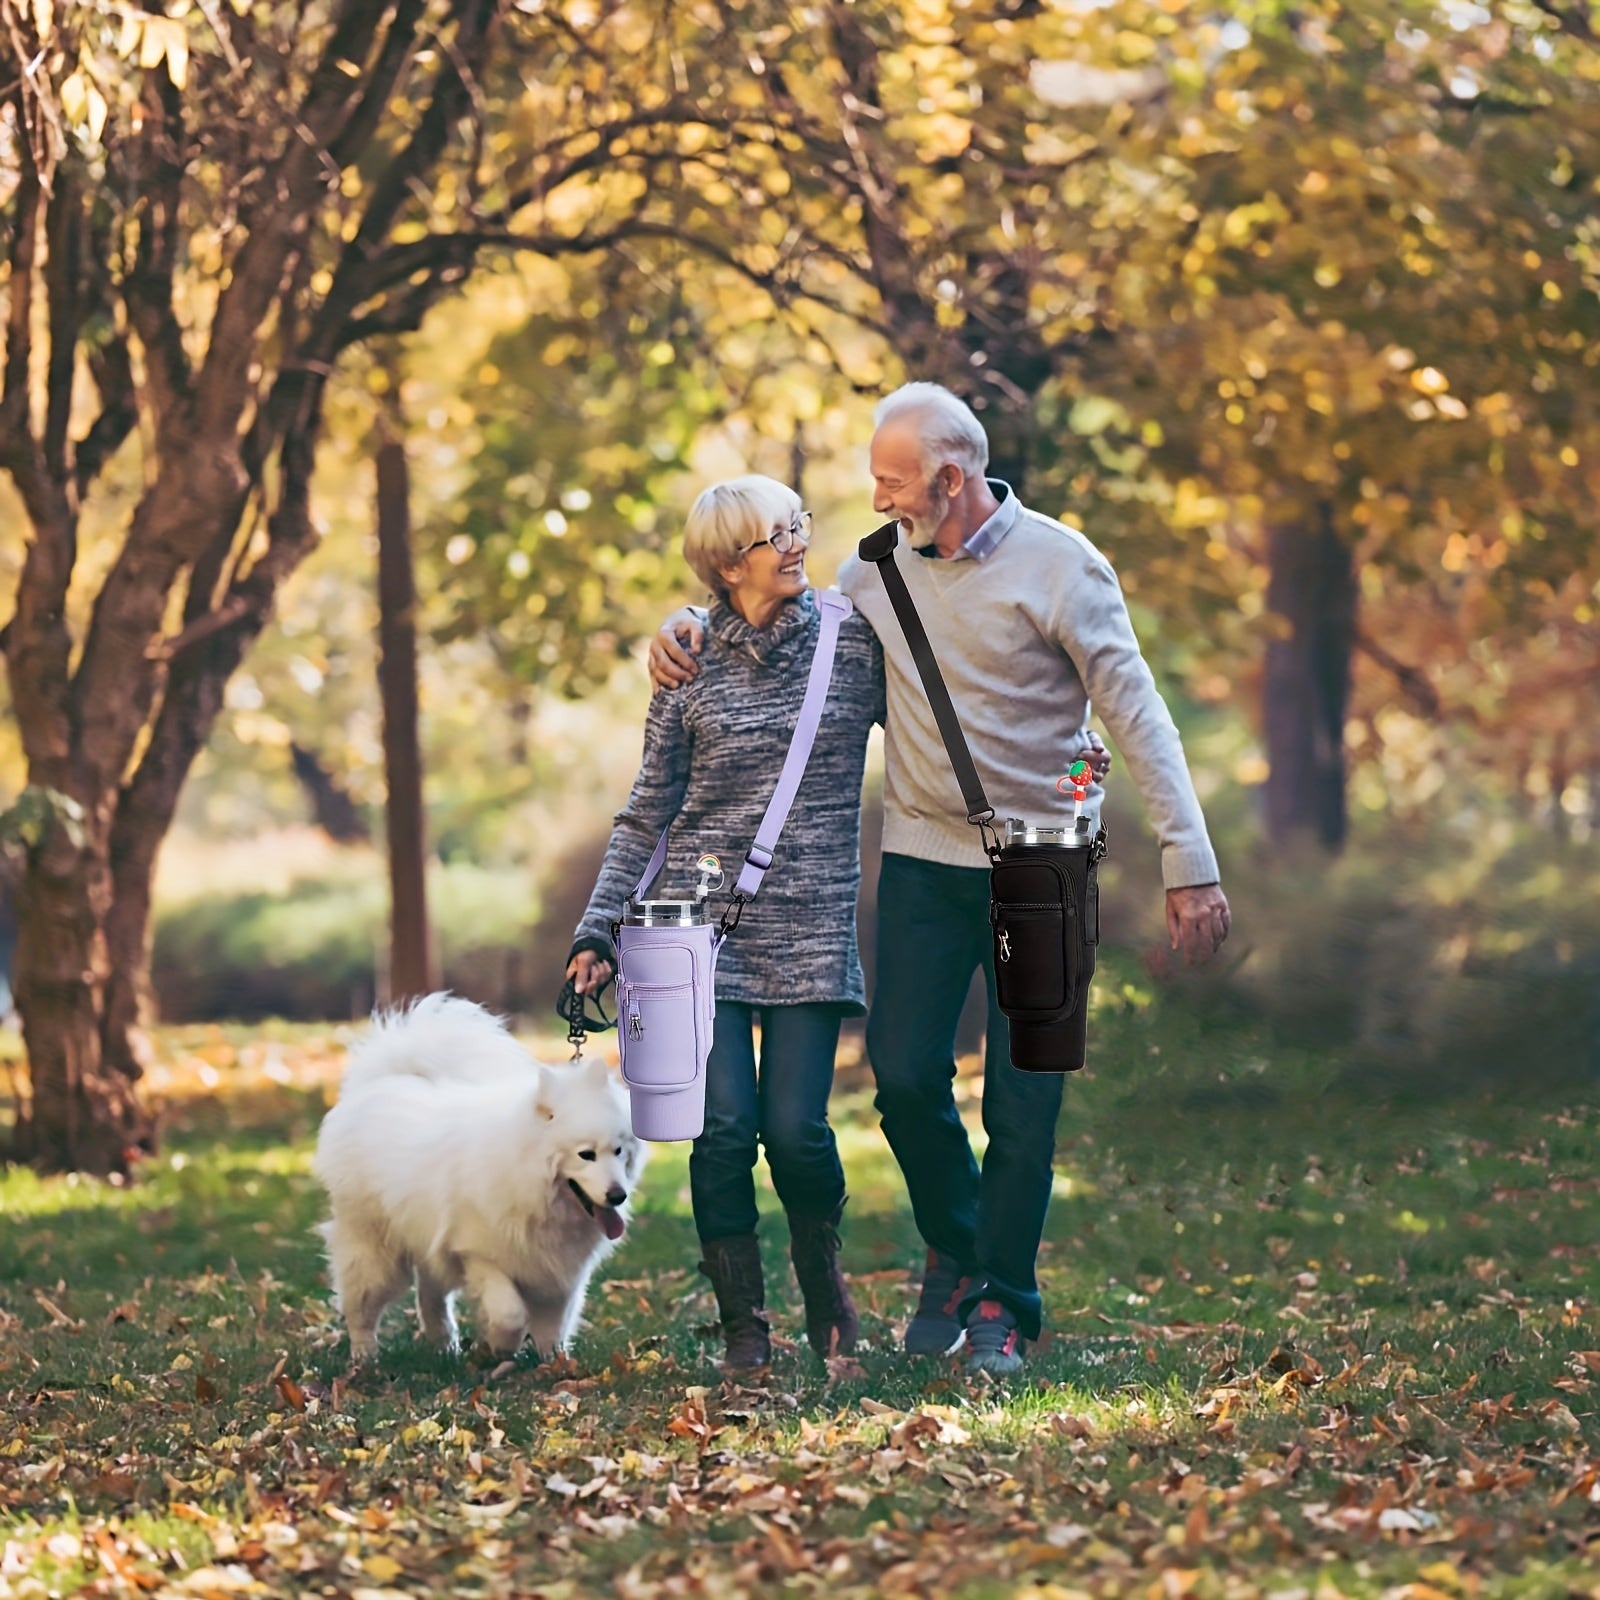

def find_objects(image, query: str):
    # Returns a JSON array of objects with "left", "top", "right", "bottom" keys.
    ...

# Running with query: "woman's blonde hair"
[{"left": 682, "top": 475, "right": 800, "bottom": 600}]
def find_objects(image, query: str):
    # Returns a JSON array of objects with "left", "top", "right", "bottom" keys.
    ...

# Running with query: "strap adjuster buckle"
[{"left": 745, "top": 844, "right": 774, "bottom": 872}]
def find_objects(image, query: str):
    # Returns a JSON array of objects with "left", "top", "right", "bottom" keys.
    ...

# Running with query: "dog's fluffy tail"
[{"left": 336, "top": 992, "right": 539, "bottom": 1099}]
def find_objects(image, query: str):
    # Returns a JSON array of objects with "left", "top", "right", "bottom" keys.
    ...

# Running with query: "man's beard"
[{"left": 902, "top": 493, "right": 951, "bottom": 550}]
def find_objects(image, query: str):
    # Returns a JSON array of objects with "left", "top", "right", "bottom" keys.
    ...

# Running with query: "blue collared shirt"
[{"left": 917, "top": 479, "right": 1018, "bottom": 562}]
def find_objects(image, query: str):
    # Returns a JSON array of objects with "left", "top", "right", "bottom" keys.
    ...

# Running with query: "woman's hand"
[{"left": 566, "top": 950, "right": 615, "bottom": 997}]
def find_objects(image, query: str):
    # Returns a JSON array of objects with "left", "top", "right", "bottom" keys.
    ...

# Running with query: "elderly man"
[{"left": 649, "top": 382, "right": 1230, "bottom": 1376}]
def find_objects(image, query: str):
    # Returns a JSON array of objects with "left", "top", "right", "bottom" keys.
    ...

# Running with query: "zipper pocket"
[
  {"left": 618, "top": 981, "right": 699, "bottom": 1087},
  {"left": 992, "top": 901, "right": 1078, "bottom": 1017}
]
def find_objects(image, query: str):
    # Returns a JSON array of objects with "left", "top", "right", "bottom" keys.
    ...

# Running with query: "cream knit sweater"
[{"left": 837, "top": 506, "right": 1219, "bottom": 890}]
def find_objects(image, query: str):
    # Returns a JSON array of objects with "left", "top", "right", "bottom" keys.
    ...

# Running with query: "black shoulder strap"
[{"left": 858, "top": 522, "right": 998, "bottom": 854}]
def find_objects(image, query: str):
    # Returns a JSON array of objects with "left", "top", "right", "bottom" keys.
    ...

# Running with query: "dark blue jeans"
[
  {"left": 867, "top": 852, "right": 1065, "bottom": 1339},
  {"left": 689, "top": 1001, "right": 846, "bottom": 1245}
]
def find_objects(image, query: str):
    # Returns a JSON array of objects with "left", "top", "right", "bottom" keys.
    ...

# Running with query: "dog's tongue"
[{"left": 597, "top": 1206, "right": 625, "bottom": 1241}]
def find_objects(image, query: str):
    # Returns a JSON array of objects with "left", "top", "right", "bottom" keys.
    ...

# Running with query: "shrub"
[{"left": 153, "top": 861, "right": 546, "bottom": 1023}]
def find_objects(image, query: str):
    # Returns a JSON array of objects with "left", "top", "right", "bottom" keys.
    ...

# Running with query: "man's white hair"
[{"left": 874, "top": 382, "right": 990, "bottom": 479}]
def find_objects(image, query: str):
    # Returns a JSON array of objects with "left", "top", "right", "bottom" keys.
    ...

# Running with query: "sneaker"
[
  {"left": 904, "top": 1249, "right": 976, "bottom": 1356},
  {"left": 964, "top": 1299, "right": 1024, "bottom": 1377}
]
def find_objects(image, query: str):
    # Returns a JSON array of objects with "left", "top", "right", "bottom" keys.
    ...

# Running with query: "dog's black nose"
[{"left": 605, "top": 1186, "right": 627, "bottom": 1207}]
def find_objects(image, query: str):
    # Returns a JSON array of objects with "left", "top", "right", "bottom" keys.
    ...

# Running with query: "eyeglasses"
[{"left": 740, "top": 509, "right": 813, "bottom": 556}]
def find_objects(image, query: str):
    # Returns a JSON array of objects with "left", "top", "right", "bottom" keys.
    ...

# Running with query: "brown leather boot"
[
  {"left": 698, "top": 1234, "right": 771, "bottom": 1370},
  {"left": 787, "top": 1200, "right": 859, "bottom": 1358}
]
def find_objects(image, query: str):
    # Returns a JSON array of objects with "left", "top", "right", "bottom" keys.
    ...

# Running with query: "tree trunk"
[
  {"left": 376, "top": 413, "right": 432, "bottom": 1003},
  {"left": 99, "top": 428, "right": 328, "bottom": 1090},
  {"left": 101, "top": 634, "right": 238, "bottom": 1086},
  {"left": 11, "top": 822, "right": 154, "bottom": 1175},
  {"left": 103, "top": 813, "right": 159, "bottom": 1089},
  {"left": 0, "top": 864, "right": 16, "bottom": 1016},
  {"left": 1263, "top": 504, "right": 1355, "bottom": 851},
  {"left": 289, "top": 743, "right": 370, "bottom": 843}
]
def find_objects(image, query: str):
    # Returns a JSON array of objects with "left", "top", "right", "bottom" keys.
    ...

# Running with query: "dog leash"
[{"left": 558, "top": 976, "right": 615, "bottom": 1060}]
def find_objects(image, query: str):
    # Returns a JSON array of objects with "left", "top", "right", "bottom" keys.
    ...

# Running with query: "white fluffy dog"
[{"left": 313, "top": 994, "right": 645, "bottom": 1362}]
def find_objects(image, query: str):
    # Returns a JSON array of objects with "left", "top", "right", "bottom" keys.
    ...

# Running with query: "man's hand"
[
  {"left": 566, "top": 950, "right": 614, "bottom": 997},
  {"left": 646, "top": 608, "right": 706, "bottom": 689},
  {"left": 1077, "top": 729, "right": 1112, "bottom": 782},
  {"left": 1165, "top": 883, "right": 1231, "bottom": 966}
]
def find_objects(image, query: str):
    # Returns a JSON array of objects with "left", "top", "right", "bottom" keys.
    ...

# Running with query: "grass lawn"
[{"left": 2, "top": 963, "right": 1598, "bottom": 1599}]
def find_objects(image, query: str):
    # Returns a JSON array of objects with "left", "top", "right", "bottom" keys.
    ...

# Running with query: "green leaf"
[{"left": 1068, "top": 396, "right": 1128, "bottom": 437}]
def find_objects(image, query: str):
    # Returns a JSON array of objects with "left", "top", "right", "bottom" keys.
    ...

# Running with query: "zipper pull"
[{"left": 628, "top": 1009, "right": 643, "bottom": 1041}]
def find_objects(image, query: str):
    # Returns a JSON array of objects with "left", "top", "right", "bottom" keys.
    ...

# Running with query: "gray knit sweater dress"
[{"left": 574, "top": 590, "right": 886, "bottom": 1013}]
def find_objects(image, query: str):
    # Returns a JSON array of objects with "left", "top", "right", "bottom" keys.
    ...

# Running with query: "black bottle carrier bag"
[{"left": 859, "top": 523, "right": 1107, "bottom": 1073}]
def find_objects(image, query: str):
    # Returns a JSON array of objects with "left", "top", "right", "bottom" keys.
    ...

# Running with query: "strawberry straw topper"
[{"left": 1057, "top": 757, "right": 1098, "bottom": 823}]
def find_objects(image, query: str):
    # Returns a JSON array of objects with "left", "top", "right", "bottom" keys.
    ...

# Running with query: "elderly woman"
[{"left": 567, "top": 475, "right": 886, "bottom": 1370}]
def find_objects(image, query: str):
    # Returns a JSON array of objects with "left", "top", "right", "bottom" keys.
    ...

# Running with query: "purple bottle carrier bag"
[
  {"left": 611, "top": 832, "right": 722, "bottom": 1143},
  {"left": 614, "top": 589, "right": 853, "bottom": 1142}
]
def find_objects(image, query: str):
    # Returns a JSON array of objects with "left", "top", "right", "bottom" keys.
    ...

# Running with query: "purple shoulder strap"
[
  {"left": 631, "top": 588, "right": 853, "bottom": 902},
  {"left": 630, "top": 827, "right": 673, "bottom": 903}
]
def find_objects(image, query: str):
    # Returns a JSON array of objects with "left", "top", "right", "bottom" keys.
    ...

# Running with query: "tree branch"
[
  {"left": 144, "top": 596, "right": 256, "bottom": 663},
  {"left": 297, "top": 1, "right": 514, "bottom": 369},
  {"left": 176, "top": 484, "right": 264, "bottom": 674},
  {"left": 309, "top": 64, "right": 812, "bottom": 371},
  {"left": 343, "top": 214, "right": 881, "bottom": 350},
  {"left": 231, "top": 382, "right": 327, "bottom": 603},
  {"left": 823, "top": 4, "right": 937, "bottom": 353},
  {"left": 0, "top": 0, "right": 60, "bottom": 197},
  {"left": 74, "top": 332, "right": 138, "bottom": 497},
  {"left": 485, "top": 105, "right": 779, "bottom": 223},
  {"left": 1531, "top": 0, "right": 1596, "bottom": 41},
  {"left": 1, "top": 135, "right": 39, "bottom": 436},
  {"left": 121, "top": 71, "right": 194, "bottom": 440},
  {"left": 325, "top": 0, "right": 430, "bottom": 166},
  {"left": 1440, "top": 92, "right": 1544, "bottom": 114},
  {"left": 42, "top": 169, "right": 84, "bottom": 489},
  {"left": 573, "top": 220, "right": 881, "bottom": 334},
  {"left": 194, "top": 0, "right": 402, "bottom": 432},
  {"left": 1354, "top": 629, "right": 1443, "bottom": 720},
  {"left": 0, "top": 132, "right": 78, "bottom": 783}
]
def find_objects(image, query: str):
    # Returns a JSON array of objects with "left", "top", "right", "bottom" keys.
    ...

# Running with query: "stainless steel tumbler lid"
[
  {"left": 621, "top": 899, "right": 711, "bottom": 926},
  {"left": 1003, "top": 816, "right": 1093, "bottom": 848}
]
